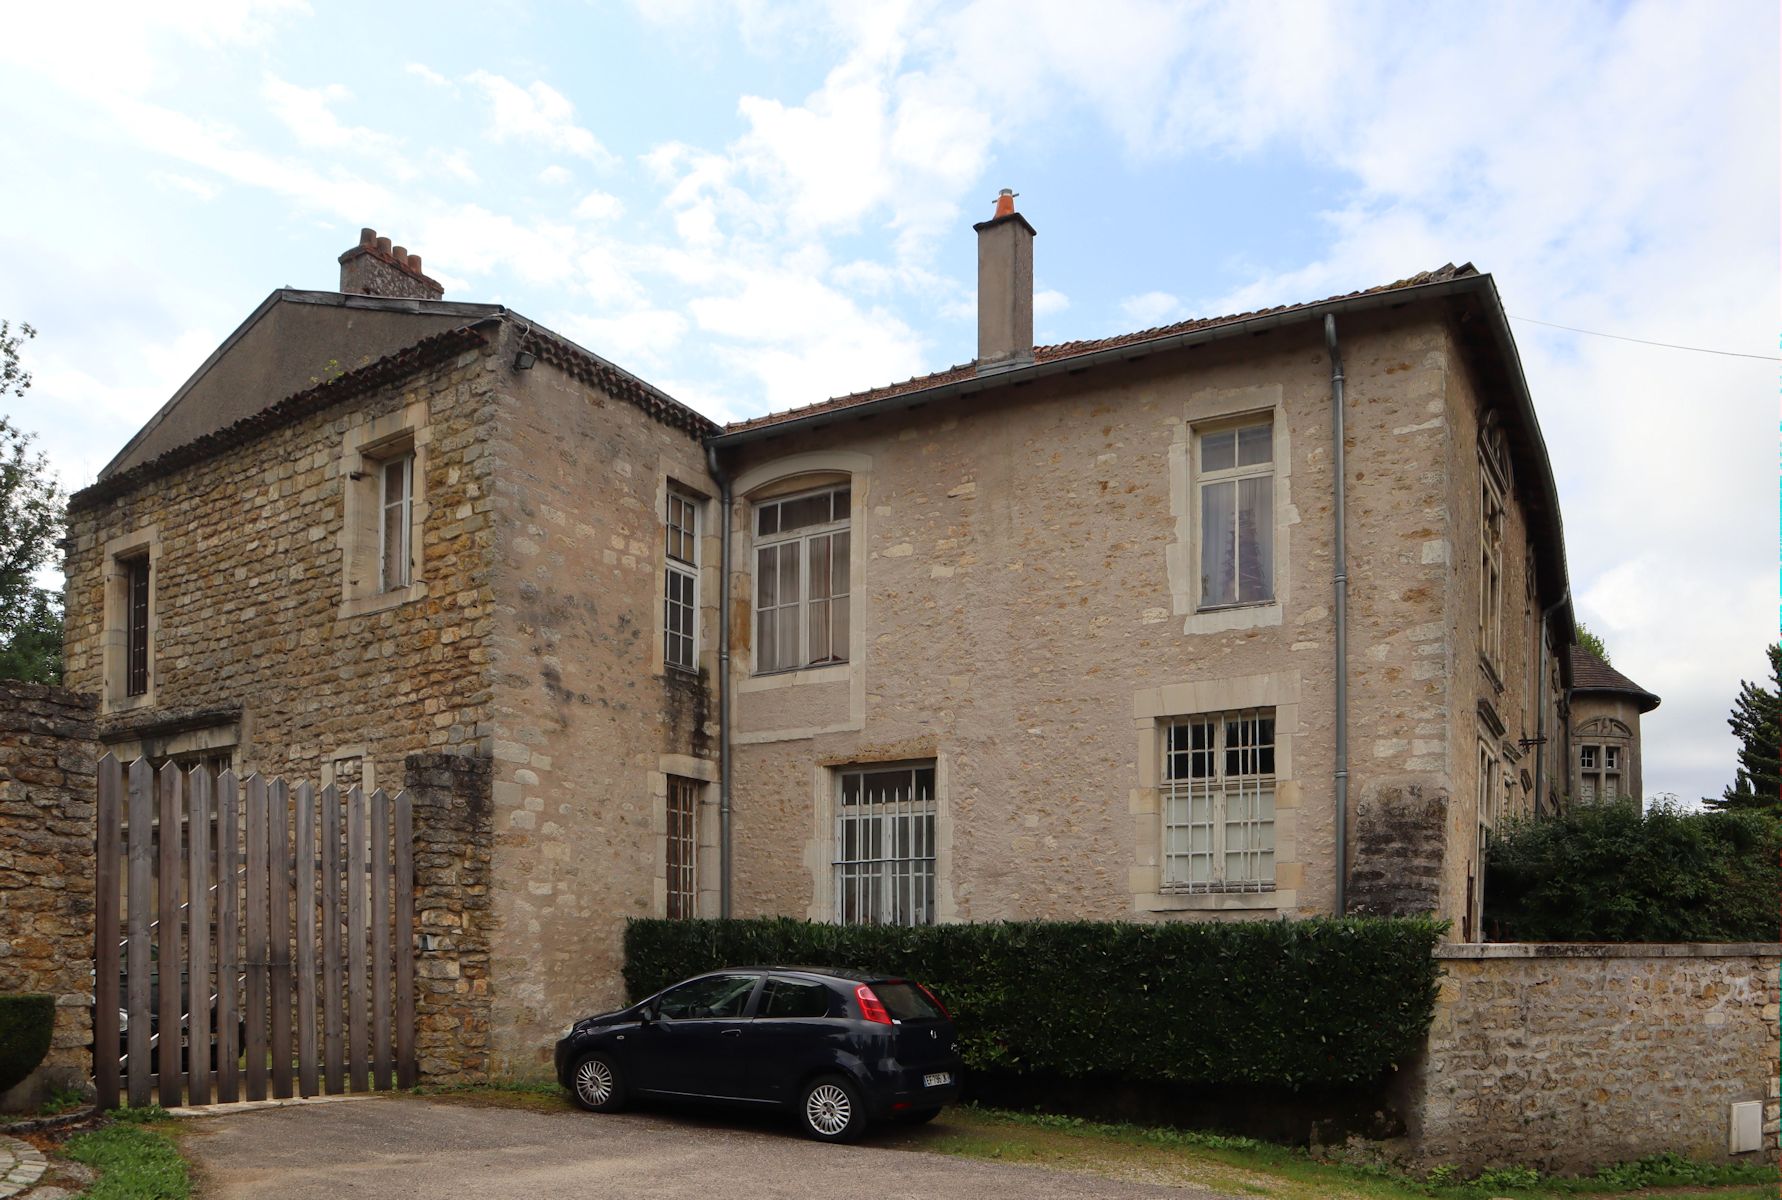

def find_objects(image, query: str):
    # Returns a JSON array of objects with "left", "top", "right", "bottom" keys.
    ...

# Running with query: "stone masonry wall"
[
  {"left": 406, "top": 751, "right": 493, "bottom": 1084},
  {"left": 63, "top": 335, "right": 501, "bottom": 796},
  {"left": 0, "top": 683, "right": 101, "bottom": 1107},
  {"left": 720, "top": 311, "right": 1535, "bottom": 930},
  {"left": 1406, "top": 945, "right": 1781, "bottom": 1173}
]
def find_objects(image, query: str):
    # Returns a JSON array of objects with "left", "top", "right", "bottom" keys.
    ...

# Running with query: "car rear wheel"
[
  {"left": 798, "top": 1074, "right": 866, "bottom": 1143},
  {"left": 569, "top": 1051, "right": 626, "bottom": 1113}
]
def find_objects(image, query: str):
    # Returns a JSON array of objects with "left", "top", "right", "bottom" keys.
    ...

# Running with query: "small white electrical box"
[{"left": 1730, "top": 1100, "right": 1763, "bottom": 1155}]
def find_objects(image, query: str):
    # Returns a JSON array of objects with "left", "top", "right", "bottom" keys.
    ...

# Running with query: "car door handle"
[{"left": 721, "top": 1028, "right": 741, "bottom": 1037}]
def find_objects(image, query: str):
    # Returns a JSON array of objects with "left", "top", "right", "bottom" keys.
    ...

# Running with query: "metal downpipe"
[
  {"left": 704, "top": 443, "right": 734, "bottom": 918},
  {"left": 1324, "top": 315, "right": 1349, "bottom": 917}
]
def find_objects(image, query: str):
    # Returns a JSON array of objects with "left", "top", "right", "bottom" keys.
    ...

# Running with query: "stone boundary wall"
[
  {"left": 0, "top": 683, "right": 100, "bottom": 1109},
  {"left": 405, "top": 751, "right": 493, "bottom": 1084},
  {"left": 1405, "top": 944, "right": 1781, "bottom": 1173}
]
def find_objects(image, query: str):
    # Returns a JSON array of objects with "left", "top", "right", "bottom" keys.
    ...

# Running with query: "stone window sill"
[
  {"left": 1138, "top": 889, "right": 1294, "bottom": 913},
  {"left": 338, "top": 581, "right": 428, "bottom": 621}
]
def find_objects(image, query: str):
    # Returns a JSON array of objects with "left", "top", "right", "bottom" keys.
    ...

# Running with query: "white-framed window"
[
  {"left": 665, "top": 775, "right": 700, "bottom": 919},
  {"left": 834, "top": 762, "right": 934, "bottom": 926},
  {"left": 665, "top": 490, "right": 699, "bottom": 671},
  {"left": 1161, "top": 710, "right": 1276, "bottom": 891},
  {"left": 380, "top": 452, "right": 413, "bottom": 592},
  {"left": 1196, "top": 420, "right": 1274, "bottom": 609},
  {"left": 1578, "top": 743, "right": 1622, "bottom": 803},
  {"left": 754, "top": 485, "right": 850, "bottom": 673}
]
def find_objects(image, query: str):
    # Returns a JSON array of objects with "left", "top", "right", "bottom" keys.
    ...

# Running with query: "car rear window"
[{"left": 872, "top": 981, "right": 944, "bottom": 1021}]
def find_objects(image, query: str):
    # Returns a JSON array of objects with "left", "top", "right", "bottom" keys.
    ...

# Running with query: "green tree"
[
  {"left": 1575, "top": 621, "right": 1610, "bottom": 665},
  {"left": 1710, "top": 643, "right": 1781, "bottom": 816},
  {"left": 1485, "top": 799, "right": 1781, "bottom": 942},
  {"left": 0, "top": 320, "right": 65, "bottom": 685}
]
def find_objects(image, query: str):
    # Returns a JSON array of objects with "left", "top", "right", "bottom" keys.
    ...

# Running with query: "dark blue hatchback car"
[{"left": 554, "top": 966, "right": 962, "bottom": 1142}]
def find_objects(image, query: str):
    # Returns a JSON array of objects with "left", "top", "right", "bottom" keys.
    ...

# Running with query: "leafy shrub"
[
  {"left": 0, "top": 993, "right": 54, "bottom": 1093},
  {"left": 1484, "top": 800, "right": 1782, "bottom": 942},
  {"left": 624, "top": 916, "right": 1444, "bottom": 1088},
  {"left": 1473, "top": 1164, "right": 1541, "bottom": 1188}
]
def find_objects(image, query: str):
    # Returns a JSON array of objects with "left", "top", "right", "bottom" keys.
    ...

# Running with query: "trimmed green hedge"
[
  {"left": 0, "top": 993, "right": 54, "bottom": 1094},
  {"left": 624, "top": 917, "right": 1444, "bottom": 1088}
]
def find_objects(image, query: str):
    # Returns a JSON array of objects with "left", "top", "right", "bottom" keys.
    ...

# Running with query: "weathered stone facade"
[
  {"left": 406, "top": 752, "right": 494, "bottom": 1084},
  {"left": 1404, "top": 945, "right": 1781, "bottom": 1171},
  {"left": 0, "top": 683, "right": 100, "bottom": 1108},
  {"left": 719, "top": 310, "right": 1564, "bottom": 939}
]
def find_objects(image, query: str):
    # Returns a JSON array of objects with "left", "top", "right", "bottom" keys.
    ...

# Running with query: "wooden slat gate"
[{"left": 93, "top": 756, "right": 416, "bottom": 1109}]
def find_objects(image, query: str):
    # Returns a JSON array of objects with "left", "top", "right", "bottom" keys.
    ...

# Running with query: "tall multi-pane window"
[
  {"left": 665, "top": 491, "right": 699, "bottom": 671},
  {"left": 380, "top": 453, "right": 413, "bottom": 592},
  {"left": 125, "top": 556, "right": 150, "bottom": 697},
  {"left": 1197, "top": 422, "right": 1274, "bottom": 608},
  {"left": 665, "top": 776, "right": 700, "bottom": 919},
  {"left": 1479, "top": 466, "right": 1505, "bottom": 675},
  {"left": 834, "top": 763, "right": 934, "bottom": 926},
  {"left": 1161, "top": 711, "right": 1276, "bottom": 891},
  {"left": 1578, "top": 744, "right": 1621, "bottom": 803},
  {"left": 754, "top": 486, "right": 850, "bottom": 673}
]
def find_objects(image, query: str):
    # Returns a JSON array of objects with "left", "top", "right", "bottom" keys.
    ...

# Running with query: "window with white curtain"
[
  {"left": 380, "top": 453, "right": 413, "bottom": 592},
  {"left": 1196, "top": 421, "right": 1274, "bottom": 609},
  {"left": 754, "top": 485, "right": 850, "bottom": 673},
  {"left": 1161, "top": 711, "right": 1276, "bottom": 891}
]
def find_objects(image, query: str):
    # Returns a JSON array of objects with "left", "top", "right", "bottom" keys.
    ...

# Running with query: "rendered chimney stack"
[
  {"left": 338, "top": 226, "right": 445, "bottom": 301},
  {"left": 973, "top": 188, "right": 1036, "bottom": 374}
]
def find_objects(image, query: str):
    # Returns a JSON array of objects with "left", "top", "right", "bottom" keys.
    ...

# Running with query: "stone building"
[
  {"left": 1566, "top": 645, "right": 1660, "bottom": 803},
  {"left": 63, "top": 204, "right": 1607, "bottom": 1071}
]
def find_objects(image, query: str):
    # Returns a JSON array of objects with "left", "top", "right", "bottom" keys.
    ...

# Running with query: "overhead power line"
[{"left": 1507, "top": 314, "right": 1782, "bottom": 362}]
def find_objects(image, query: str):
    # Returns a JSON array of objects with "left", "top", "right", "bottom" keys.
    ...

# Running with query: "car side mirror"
[{"left": 639, "top": 1003, "right": 657, "bottom": 1024}]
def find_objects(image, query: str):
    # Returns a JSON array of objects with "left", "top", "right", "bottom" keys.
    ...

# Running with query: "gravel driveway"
[{"left": 182, "top": 1096, "right": 1245, "bottom": 1199}]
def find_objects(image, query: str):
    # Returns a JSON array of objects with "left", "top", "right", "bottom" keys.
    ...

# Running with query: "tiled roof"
[
  {"left": 723, "top": 263, "right": 1478, "bottom": 435},
  {"left": 1568, "top": 646, "right": 1660, "bottom": 710}
]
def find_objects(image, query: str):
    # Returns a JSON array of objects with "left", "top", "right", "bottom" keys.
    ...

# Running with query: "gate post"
[{"left": 402, "top": 752, "right": 492, "bottom": 1085}]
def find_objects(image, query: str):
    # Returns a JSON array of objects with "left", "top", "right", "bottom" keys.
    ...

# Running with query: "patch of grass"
[
  {"left": 38, "top": 1085, "right": 89, "bottom": 1115},
  {"left": 109, "top": 1104, "right": 172, "bottom": 1124},
  {"left": 893, "top": 1105, "right": 1775, "bottom": 1200},
  {"left": 63, "top": 1123, "right": 190, "bottom": 1199}
]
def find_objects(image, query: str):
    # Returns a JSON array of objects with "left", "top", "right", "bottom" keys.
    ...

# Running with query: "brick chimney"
[
  {"left": 338, "top": 227, "right": 444, "bottom": 301},
  {"left": 973, "top": 189, "right": 1036, "bottom": 374}
]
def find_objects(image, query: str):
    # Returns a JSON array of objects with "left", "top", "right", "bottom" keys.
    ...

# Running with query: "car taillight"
[
  {"left": 915, "top": 981, "right": 951, "bottom": 1020},
  {"left": 854, "top": 984, "right": 893, "bottom": 1025}
]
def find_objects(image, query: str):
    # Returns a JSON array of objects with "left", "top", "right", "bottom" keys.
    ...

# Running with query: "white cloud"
[
  {"left": 1033, "top": 288, "right": 1069, "bottom": 318},
  {"left": 1119, "top": 290, "right": 1181, "bottom": 327},
  {"left": 261, "top": 75, "right": 404, "bottom": 161},
  {"left": 574, "top": 190, "right": 624, "bottom": 221},
  {"left": 464, "top": 70, "right": 617, "bottom": 167},
  {"left": 405, "top": 62, "right": 448, "bottom": 87},
  {"left": 538, "top": 165, "right": 573, "bottom": 186}
]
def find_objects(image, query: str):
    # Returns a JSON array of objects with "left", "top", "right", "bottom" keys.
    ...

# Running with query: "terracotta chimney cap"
[{"left": 993, "top": 188, "right": 1017, "bottom": 218}]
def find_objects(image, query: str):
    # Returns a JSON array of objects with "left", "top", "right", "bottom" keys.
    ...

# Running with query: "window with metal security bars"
[
  {"left": 665, "top": 491, "right": 699, "bottom": 671},
  {"left": 754, "top": 486, "right": 850, "bottom": 673},
  {"left": 665, "top": 776, "right": 700, "bottom": 919},
  {"left": 1161, "top": 711, "right": 1276, "bottom": 891},
  {"left": 125, "top": 556, "right": 150, "bottom": 697},
  {"left": 380, "top": 453, "right": 413, "bottom": 592},
  {"left": 1197, "top": 421, "right": 1274, "bottom": 609},
  {"left": 834, "top": 763, "right": 935, "bottom": 926}
]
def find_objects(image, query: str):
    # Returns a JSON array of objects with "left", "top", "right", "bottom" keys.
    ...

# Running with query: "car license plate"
[{"left": 923, "top": 1072, "right": 952, "bottom": 1088}]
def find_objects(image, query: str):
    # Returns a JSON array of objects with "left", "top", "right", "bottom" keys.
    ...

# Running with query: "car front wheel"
[
  {"left": 569, "top": 1051, "right": 626, "bottom": 1113},
  {"left": 798, "top": 1074, "right": 866, "bottom": 1143}
]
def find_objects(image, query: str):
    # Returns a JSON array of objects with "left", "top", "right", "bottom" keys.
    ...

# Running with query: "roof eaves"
[{"left": 517, "top": 322, "right": 719, "bottom": 439}]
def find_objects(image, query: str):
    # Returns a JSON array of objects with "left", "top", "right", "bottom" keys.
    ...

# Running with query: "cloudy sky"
[{"left": 0, "top": 1, "right": 1773, "bottom": 804}]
